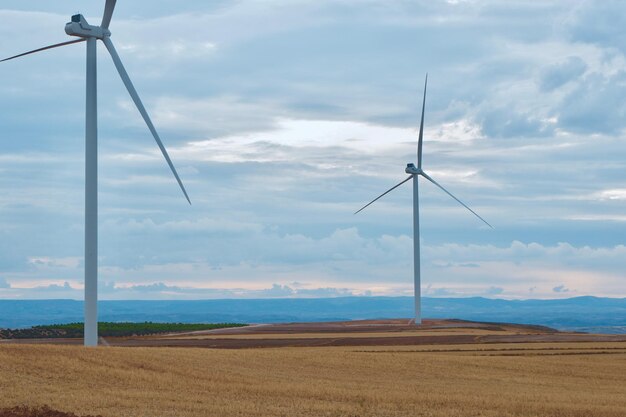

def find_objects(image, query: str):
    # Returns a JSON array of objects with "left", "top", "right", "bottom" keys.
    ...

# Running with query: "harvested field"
[
  {"left": 0, "top": 320, "right": 625, "bottom": 416},
  {"left": 1, "top": 342, "right": 625, "bottom": 416}
]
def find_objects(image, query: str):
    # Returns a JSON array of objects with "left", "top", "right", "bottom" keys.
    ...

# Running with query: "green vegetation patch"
[{"left": 0, "top": 322, "right": 247, "bottom": 339}]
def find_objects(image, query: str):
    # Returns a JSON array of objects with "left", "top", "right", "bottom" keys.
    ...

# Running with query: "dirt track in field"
[{"left": 2, "top": 319, "right": 625, "bottom": 348}]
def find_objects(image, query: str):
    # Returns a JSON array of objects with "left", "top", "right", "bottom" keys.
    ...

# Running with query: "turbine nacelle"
[
  {"left": 405, "top": 163, "right": 421, "bottom": 175},
  {"left": 65, "top": 14, "right": 110, "bottom": 39}
]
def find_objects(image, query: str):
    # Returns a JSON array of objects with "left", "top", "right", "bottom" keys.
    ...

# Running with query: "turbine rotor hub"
[
  {"left": 65, "top": 14, "right": 110, "bottom": 39},
  {"left": 405, "top": 163, "right": 421, "bottom": 175}
]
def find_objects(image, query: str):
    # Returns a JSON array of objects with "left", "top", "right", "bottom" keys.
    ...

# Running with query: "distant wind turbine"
[
  {"left": 355, "top": 75, "right": 492, "bottom": 324},
  {"left": 1, "top": 0, "right": 191, "bottom": 346}
]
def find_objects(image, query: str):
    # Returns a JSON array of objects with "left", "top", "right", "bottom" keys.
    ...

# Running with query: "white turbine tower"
[
  {"left": 355, "top": 75, "right": 492, "bottom": 324},
  {"left": 1, "top": 0, "right": 190, "bottom": 346}
]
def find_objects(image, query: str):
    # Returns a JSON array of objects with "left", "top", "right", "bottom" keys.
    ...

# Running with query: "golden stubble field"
[{"left": 1, "top": 341, "right": 625, "bottom": 417}]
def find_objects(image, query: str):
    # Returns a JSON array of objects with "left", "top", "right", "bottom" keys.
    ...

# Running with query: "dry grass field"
[{"left": 1, "top": 320, "right": 625, "bottom": 417}]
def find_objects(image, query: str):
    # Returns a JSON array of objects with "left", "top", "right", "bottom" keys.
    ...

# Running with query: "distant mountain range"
[{"left": 0, "top": 296, "right": 624, "bottom": 333}]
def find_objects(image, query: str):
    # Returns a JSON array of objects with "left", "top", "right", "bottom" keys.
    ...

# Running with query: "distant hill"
[{"left": 0, "top": 296, "right": 624, "bottom": 333}]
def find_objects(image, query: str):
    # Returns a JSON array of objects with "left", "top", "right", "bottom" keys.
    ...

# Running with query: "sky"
[{"left": 0, "top": 0, "right": 625, "bottom": 300}]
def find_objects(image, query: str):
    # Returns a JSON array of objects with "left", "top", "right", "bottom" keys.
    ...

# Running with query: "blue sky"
[{"left": 0, "top": 0, "right": 624, "bottom": 300}]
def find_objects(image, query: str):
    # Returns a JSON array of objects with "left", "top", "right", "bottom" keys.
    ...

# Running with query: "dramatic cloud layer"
[{"left": 0, "top": 0, "right": 625, "bottom": 300}]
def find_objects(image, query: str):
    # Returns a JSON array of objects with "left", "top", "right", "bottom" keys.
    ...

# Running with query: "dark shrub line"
[{"left": 0, "top": 322, "right": 247, "bottom": 339}]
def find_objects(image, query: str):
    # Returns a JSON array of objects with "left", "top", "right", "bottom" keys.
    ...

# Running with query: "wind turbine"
[
  {"left": 1, "top": 0, "right": 191, "bottom": 346},
  {"left": 355, "top": 75, "right": 492, "bottom": 324}
]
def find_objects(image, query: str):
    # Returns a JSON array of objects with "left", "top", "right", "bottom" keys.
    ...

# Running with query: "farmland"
[{"left": 1, "top": 320, "right": 625, "bottom": 416}]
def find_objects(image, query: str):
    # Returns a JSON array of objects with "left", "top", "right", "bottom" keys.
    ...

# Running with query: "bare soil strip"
[{"left": 2, "top": 319, "right": 625, "bottom": 349}]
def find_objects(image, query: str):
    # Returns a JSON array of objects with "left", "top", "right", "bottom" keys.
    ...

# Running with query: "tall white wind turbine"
[
  {"left": 1, "top": 1, "right": 191, "bottom": 346},
  {"left": 355, "top": 75, "right": 492, "bottom": 324}
]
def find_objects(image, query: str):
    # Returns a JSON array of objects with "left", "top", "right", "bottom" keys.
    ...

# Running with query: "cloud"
[
  {"left": 4, "top": 228, "right": 626, "bottom": 300},
  {"left": 258, "top": 283, "right": 295, "bottom": 297},
  {"left": 34, "top": 282, "right": 75, "bottom": 292},
  {"left": 28, "top": 257, "right": 81, "bottom": 269},
  {"left": 557, "top": 71, "right": 626, "bottom": 134},
  {"left": 126, "top": 282, "right": 183, "bottom": 293},
  {"left": 564, "top": 0, "right": 626, "bottom": 54},
  {"left": 480, "top": 107, "right": 552, "bottom": 139},
  {"left": 0, "top": 278, "right": 10, "bottom": 289},
  {"left": 485, "top": 286, "right": 504, "bottom": 295},
  {"left": 427, "top": 287, "right": 457, "bottom": 297},
  {"left": 539, "top": 56, "right": 587, "bottom": 91},
  {"left": 73, "top": 281, "right": 367, "bottom": 300},
  {"left": 553, "top": 284, "right": 570, "bottom": 293},
  {"left": 595, "top": 189, "right": 626, "bottom": 201},
  {"left": 296, "top": 287, "right": 360, "bottom": 297}
]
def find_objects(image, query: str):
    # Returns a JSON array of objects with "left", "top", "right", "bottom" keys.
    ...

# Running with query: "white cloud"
[{"left": 597, "top": 189, "right": 626, "bottom": 201}]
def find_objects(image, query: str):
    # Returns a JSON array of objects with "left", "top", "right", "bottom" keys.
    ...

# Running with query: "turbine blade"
[
  {"left": 354, "top": 176, "right": 413, "bottom": 214},
  {"left": 0, "top": 39, "right": 86, "bottom": 63},
  {"left": 420, "top": 171, "right": 493, "bottom": 228},
  {"left": 417, "top": 74, "right": 428, "bottom": 169},
  {"left": 102, "top": 37, "right": 191, "bottom": 204},
  {"left": 101, "top": 0, "right": 117, "bottom": 29}
]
